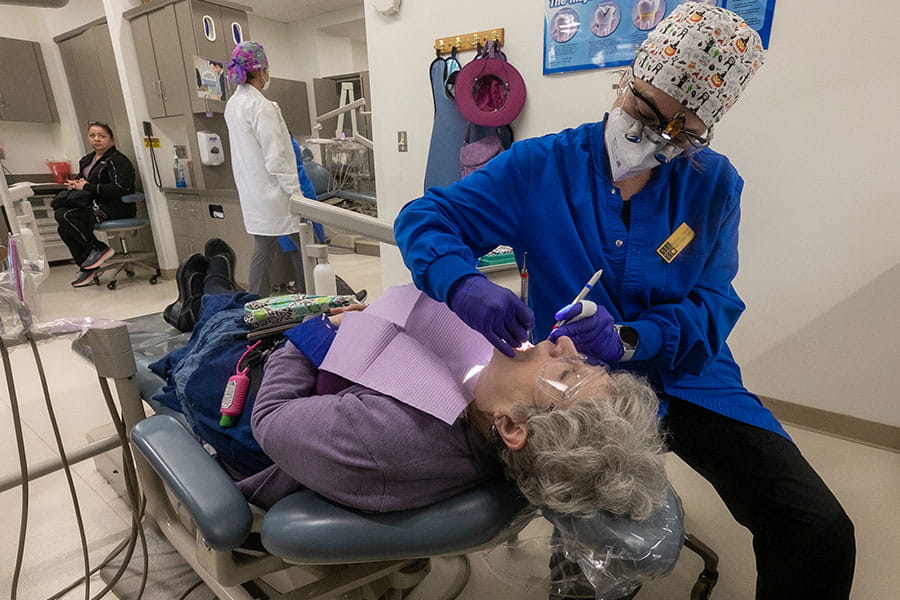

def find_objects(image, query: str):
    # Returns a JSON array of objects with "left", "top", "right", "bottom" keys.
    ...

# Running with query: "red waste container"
[{"left": 47, "top": 161, "right": 71, "bottom": 184}]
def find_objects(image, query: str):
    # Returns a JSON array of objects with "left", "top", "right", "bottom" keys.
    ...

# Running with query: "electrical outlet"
[{"left": 397, "top": 131, "right": 408, "bottom": 152}]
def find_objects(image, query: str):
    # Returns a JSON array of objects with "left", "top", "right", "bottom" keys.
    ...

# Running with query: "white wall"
[
  {"left": 364, "top": 1, "right": 900, "bottom": 426},
  {"left": 246, "top": 15, "right": 297, "bottom": 79}
]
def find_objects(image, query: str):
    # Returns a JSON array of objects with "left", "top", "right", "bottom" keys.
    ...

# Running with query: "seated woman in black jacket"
[{"left": 54, "top": 121, "right": 136, "bottom": 287}]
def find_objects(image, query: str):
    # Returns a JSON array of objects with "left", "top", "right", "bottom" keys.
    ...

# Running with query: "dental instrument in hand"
[
  {"left": 551, "top": 269, "right": 603, "bottom": 332},
  {"left": 519, "top": 252, "right": 528, "bottom": 304},
  {"left": 520, "top": 253, "right": 535, "bottom": 343}
]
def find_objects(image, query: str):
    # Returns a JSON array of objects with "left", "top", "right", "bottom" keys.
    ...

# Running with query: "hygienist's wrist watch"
[{"left": 613, "top": 324, "right": 639, "bottom": 361}]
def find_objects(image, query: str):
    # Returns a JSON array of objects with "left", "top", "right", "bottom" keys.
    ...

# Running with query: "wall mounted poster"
[{"left": 543, "top": 0, "right": 776, "bottom": 75}]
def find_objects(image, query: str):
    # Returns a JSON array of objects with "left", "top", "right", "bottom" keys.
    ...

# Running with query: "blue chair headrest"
[{"left": 302, "top": 160, "right": 333, "bottom": 197}]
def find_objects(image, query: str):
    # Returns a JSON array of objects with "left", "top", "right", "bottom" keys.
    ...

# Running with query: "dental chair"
[
  {"left": 84, "top": 317, "right": 719, "bottom": 600},
  {"left": 103, "top": 328, "right": 536, "bottom": 600}
]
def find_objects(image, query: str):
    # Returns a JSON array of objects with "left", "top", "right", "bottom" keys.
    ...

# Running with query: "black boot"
[{"left": 163, "top": 253, "right": 209, "bottom": 332}]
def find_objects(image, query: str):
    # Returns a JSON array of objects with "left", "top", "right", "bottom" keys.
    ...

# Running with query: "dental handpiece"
[{"left": 551, "top": 269, "right": 603, "bottom": 331}]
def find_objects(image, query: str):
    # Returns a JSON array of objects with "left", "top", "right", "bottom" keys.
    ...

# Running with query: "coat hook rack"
[{"left": 435, "top": 28, "right": 504, "bottom": 53}]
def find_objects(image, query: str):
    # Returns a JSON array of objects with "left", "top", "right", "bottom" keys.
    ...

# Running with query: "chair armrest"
[{"left": 131, "top": 415, "right": 253, "bottom": 551}]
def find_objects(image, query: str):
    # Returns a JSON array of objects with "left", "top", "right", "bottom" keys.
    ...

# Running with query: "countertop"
[
  {"left": 161, "top": 187, "right": 238, "bottom": 197},
  {"left": 5, "top": 174, "right": 65, "bottom": 195}
]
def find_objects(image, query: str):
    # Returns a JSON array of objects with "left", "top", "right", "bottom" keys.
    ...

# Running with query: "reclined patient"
[{"left": 153, "top": 240, "right": 668, "bottom": 520}]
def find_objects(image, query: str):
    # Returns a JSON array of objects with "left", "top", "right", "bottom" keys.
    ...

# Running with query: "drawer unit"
[
  {"left": 28, "top": 194, "right": 71, "bottom": 263},
  {"left": 166, "top": 191, "right": 205, "bottom": 263}
]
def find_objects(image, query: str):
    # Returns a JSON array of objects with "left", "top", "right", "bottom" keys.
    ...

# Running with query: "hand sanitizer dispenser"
[{"left": 197, "top": 131, "right": 224, "bottom": 166}]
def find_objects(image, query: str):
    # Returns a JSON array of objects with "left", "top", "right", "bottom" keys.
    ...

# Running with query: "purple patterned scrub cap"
[
  {"left": 633, "top": 2, "right": 765, "bottom": 128},
  {"left": 227, "top": 41, "right": 268, "bottom": 85}
]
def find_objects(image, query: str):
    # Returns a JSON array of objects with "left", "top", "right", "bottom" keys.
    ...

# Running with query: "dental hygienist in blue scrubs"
[{"left": 394, "top": 4, "right": 854, "bottom": 599}]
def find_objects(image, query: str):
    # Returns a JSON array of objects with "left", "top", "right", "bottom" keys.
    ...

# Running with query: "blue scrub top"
[{"left": 394, "top": 117, "right": 788, "bottom": 439}]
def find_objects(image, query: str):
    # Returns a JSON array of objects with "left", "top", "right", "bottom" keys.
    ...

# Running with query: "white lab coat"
[{"left": 224, "top": 84, "right": 304, "bottom": 236}]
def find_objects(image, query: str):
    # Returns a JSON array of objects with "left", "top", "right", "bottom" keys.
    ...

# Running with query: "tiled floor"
[{"left": 0, "top": 255, "right": 897, "bottom": 600}]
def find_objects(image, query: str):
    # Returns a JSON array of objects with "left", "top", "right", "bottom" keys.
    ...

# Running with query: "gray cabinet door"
[
  {"left": 0, "top": 38, "right": 56, "bottom": 122},
  {"left": 265, "top": 78, "right": 311, "bottom": 138},
  {"left": 313, "top": 77, "right": 341, "bottom": 138},
  {"left": 59, "top": 28, "right": 112, "bottom": 127},
  {"left": 200, "top": 193, "right": 256, "bottom": 288},
  {"left": 218, "top": 4, "right": 248, "bottom": 56},
  {"left": 190, "top": 0, "right": 223, "bottom": 62},
  {"left": 131, "top": 15, "right": 165, "bottom": 118},
  {"left": 186, "top": 0, "right": 250, "bottom": 114},
  {"left": 57, "top": 24, "right": 135, "bottom": 161},
  {"left": 148, "top": 4, "right": 189, "bottom": 117}
]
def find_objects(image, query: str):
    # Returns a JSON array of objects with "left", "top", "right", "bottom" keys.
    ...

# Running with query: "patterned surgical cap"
[
  {"left": 633, "top": 2, "right": 765, "bottom": 128},
  {"left": 227, "top": 41, "right": 268, "bottom": 85}
]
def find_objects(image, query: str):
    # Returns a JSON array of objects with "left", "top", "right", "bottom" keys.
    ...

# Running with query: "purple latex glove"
[
  {"left": 548, "top": 300, "right": 623, "bottom": 365},
  {"left": 448, "top": 274, "right": 535, "bottom": 357}
]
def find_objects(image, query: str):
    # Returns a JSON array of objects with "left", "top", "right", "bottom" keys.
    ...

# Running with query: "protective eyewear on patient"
[
  {"left": 625, "top": 80, "right": 711, "bottom": 152},
  {"left": 534, "top": 356, "right": 606, "bottom": 410}
]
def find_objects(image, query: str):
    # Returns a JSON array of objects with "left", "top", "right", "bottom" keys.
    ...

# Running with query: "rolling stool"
[{"left": 93, "top": 192, "right": 160, "bottom": 289}]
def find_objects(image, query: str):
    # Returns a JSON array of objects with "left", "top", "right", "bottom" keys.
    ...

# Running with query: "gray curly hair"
[{"left": 497, "top": 370, "right": 667, "bottom": 520}]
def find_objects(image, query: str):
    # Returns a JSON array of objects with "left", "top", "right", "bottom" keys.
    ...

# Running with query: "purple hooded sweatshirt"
[{"left": 236, "top": 285, "right": 503, "bottom": 511}]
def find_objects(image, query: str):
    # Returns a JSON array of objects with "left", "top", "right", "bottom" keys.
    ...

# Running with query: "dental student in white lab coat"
[{"left": 224, "top": 41, "right": 308, "bottom": 295}]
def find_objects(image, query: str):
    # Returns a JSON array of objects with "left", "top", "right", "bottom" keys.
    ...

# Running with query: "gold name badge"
[{"left": 656, "top": 223, "right": 696, "bottom": 263}]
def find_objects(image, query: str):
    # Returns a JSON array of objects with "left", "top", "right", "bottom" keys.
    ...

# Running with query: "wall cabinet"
[
  {"left": 0, "top": 37, "right": 58, "bottom": 123},
  {"left": 57, "top": 23, "right": 136, "bottom": 180},
  {"left": 182, "top": 0, "right": 249, "bottom": 114},
  {"left": 131, "top": 3, "right": 191, "bottom": 118},
  {"left": 166, "top": 189, "right": 293, "bottom": 288},
  {"left": 128, "top": 0, "right": 249, "bottom": 118}
]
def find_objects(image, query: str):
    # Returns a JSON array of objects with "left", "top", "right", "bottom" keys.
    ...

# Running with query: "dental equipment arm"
[{"left": 290, "top": 193, "right": 394, "bottom": 245}]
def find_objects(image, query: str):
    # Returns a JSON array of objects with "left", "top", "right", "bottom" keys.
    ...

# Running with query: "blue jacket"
[
  {"left": 291, "top": 138, "right": 326, "bottom": 243},
  {"left": 149, "top": 292, "right": 274, "bottom": 476},
  {"left": 394, "top": 118, "right": 788, "bottom": 439}
]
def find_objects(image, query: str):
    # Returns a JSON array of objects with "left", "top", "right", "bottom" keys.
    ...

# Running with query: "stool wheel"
[
  {"left": 126, "top": 269, "right": 135, "bottom": 278},
  {"left": 149, "top": 276, "right": 158, "bottom": 285},
  {"left": 107, "top": 280, "right": 117, "bottom": 290}
]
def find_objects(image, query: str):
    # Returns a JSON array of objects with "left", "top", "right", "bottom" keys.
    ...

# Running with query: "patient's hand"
[
  {"left": 326, "top": 303, "right": 367, "bottom": 327},
  {"left": 65, "top": 178, "right": 88, "bottom": 190}
]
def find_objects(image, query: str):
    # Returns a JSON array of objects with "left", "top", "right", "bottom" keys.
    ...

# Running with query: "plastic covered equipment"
[{"left": 484, "top": 483, "right": 684, "bottom": 600}]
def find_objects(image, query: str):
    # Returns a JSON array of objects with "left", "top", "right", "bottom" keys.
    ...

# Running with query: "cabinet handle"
[
  {"left": 0, "top": 91, "right": 4, "bottom": 108},
  {"left": 152, "top": 80, "right": 160, "bottom": 97},
  {"left": 159, "top": 80, "right": 167, "bottom": 100}
]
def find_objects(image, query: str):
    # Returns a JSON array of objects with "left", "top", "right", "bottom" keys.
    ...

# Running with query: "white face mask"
[
  {"left": 262, "top": 74, "right": 271, "bottom": 90},
  {"left": 604, "top": 107, "right": 666, "bottom": 182}
]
